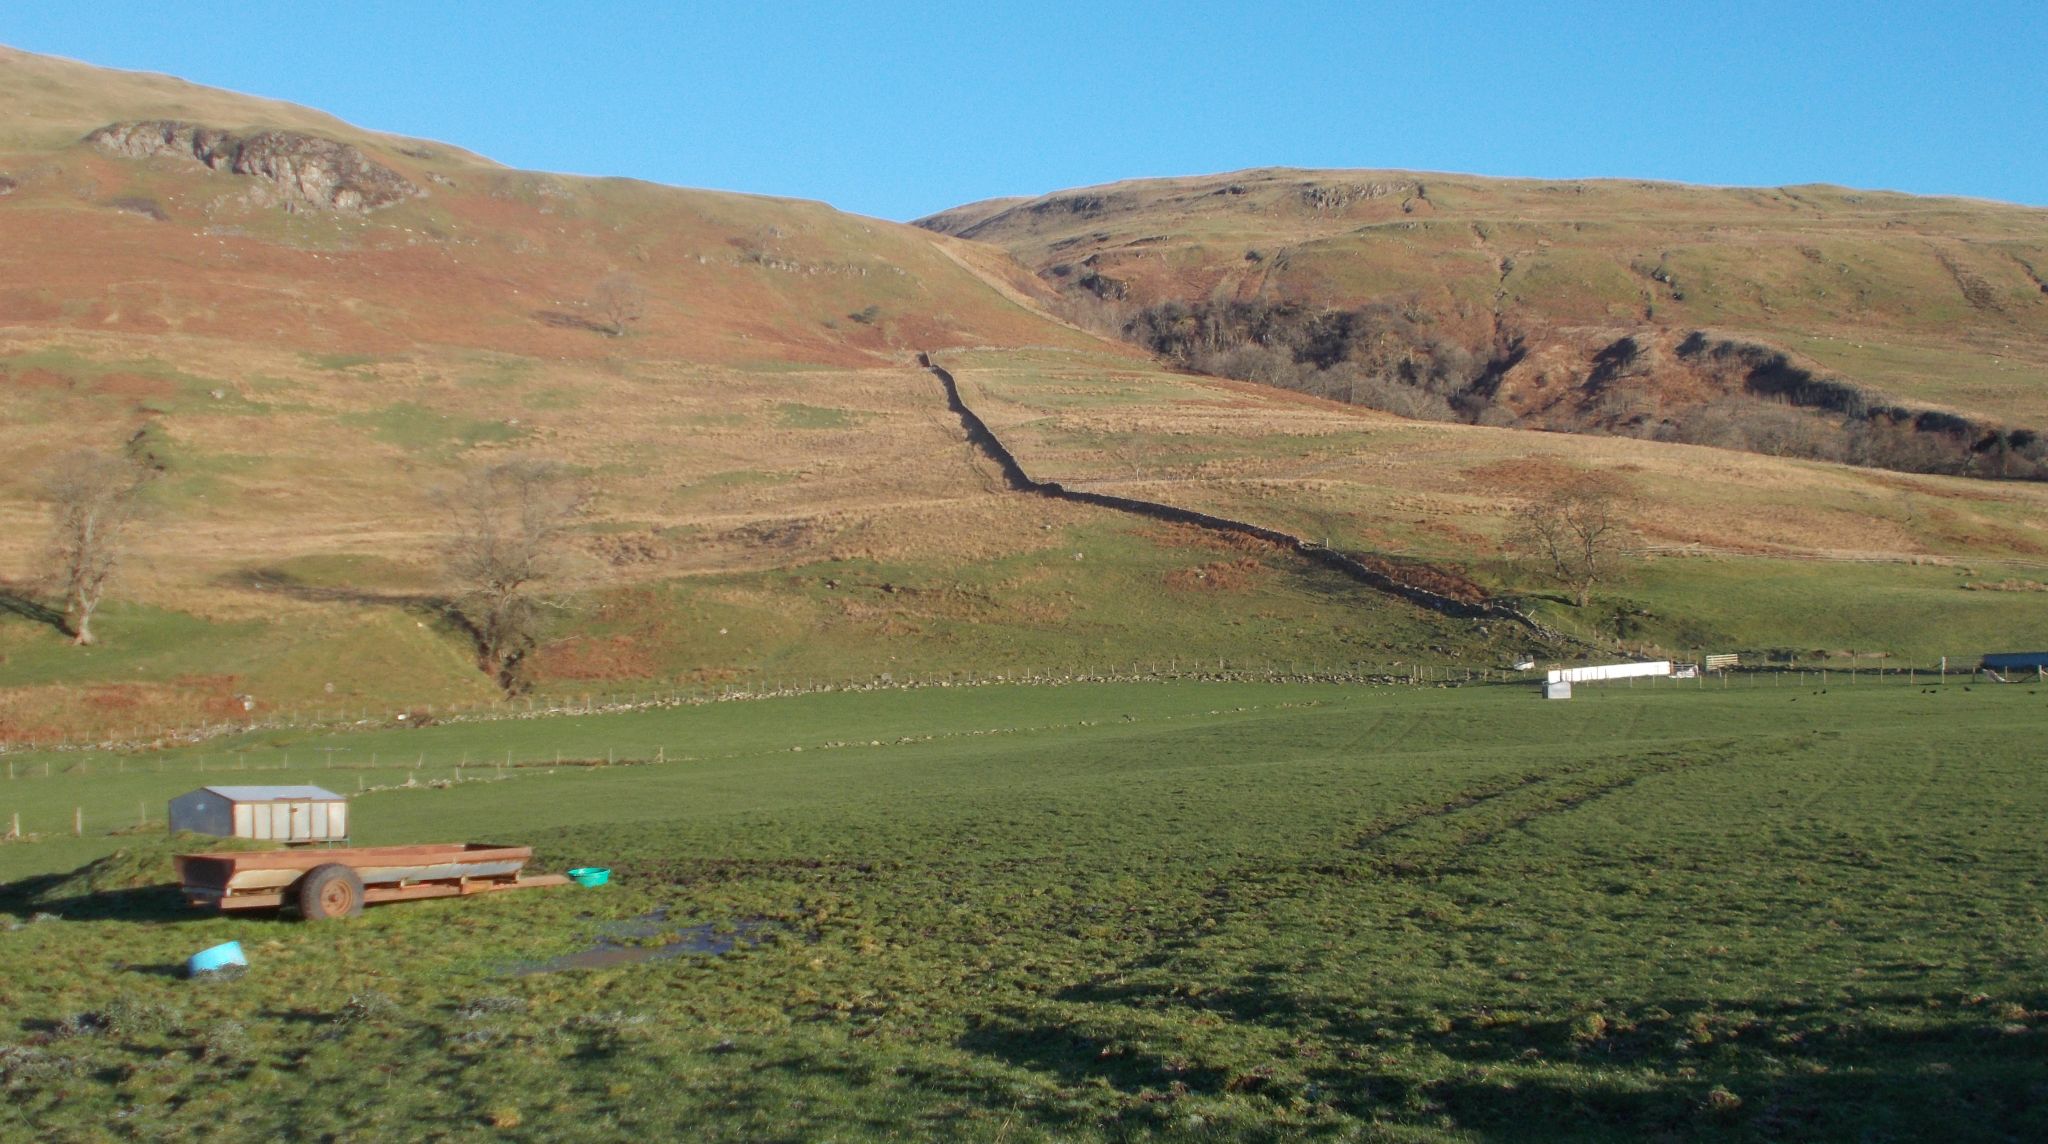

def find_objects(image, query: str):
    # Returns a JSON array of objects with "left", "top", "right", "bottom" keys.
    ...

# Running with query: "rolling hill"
[
  {"left": 919, "top": 168, "right": 2048, "bottom": 475},
  {"left": 3, "top": 47, "right": 2047, "bottom": 741}
]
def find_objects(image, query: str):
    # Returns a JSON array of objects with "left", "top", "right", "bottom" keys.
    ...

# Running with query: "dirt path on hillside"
[{"left": 926, "top": 238, "right": 1103, "bottom": 339}]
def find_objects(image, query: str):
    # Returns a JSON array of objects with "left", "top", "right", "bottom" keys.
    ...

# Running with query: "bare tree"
[
  {"left": 1509, "top": 476, "right": 1636, "bottom": 607},
  {"left": 40, "top": 449, "right": 151, "bottom": 645},
  {"left": 439, "top": 458, "right": 588, "bottom": 689},
  {"left": 590, "top": 272, "right": 645, "bottom": 337}
]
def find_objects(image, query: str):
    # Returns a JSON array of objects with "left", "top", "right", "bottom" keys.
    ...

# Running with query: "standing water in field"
[{"left": 508, "top": 908, "right": 781, "bottom": 974}]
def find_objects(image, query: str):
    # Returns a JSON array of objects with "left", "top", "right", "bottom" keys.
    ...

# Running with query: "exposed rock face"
[{"left": 84, "top": 120, "right": 421, "bottom": 212}]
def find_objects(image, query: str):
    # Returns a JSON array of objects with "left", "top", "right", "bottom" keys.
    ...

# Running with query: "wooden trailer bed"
[{"left": 175, "top": 843, "right": 571, "bottom": 919}]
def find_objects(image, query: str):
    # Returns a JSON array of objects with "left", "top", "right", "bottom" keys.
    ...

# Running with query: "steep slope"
[
  {"left": 920, "top": 168, "right": 2048, "bottom": 476},
  {"left": 3, "top": 51, "right": 2046, "bottom": 743},
  {"left": 0, "top": 49, "right": 1503, "bottom": 735}
]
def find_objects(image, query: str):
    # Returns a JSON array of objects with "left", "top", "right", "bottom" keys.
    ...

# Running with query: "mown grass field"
[{"left": 3, "top": 678, "right": 2042, "bottom": 1141}]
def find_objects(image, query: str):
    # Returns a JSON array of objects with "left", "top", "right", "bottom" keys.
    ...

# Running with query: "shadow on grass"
[
  {"left": 953, "top": 969, "right": 2048, "bottom": 1140},
  {"left": 220, "top": 567, "right": 450, "bottom": 614},
  {"left": 532, "top": 309, "right": 614, "bottom": 335},
  {"left": 0, "top": 876, "right": 203, "bottom": 923},
  {"left": 221, "top": 566, "right": 492, "bottom": 676},
  {"left": 0, "top": 584, "right": 73, "bottom": 639}
]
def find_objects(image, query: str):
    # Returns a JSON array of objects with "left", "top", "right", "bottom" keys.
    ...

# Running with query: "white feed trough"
[{"left": 1545, "top": 661, "right": 1672, "bottom": 685}]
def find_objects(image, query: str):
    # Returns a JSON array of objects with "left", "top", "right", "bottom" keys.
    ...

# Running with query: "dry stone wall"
[{"left": 917, "top": 354, "right": 1569, "bottom": 642}]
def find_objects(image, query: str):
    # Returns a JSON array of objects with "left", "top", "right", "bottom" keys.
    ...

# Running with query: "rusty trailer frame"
[{"left": 175, "top": 843, "right": 572, "bottom": 920}]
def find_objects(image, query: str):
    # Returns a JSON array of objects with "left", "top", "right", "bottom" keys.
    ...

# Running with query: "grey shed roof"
[{"left": 198, "top": 785, "right": 345, "bottom": 802}]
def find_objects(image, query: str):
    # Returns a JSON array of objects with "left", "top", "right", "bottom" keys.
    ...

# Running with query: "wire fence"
[
  {"left": 2, "top": 648, "right": 2037, "bottom": 757},
  {"left": 3, "top": 653, "right": 2042, "bottom": 843},
  {"left": 1630, "top": 542, "right": 2048, "bottom": 572},
  {"left": 1, "top": 659, "right": 1517, "bottom": 754}
]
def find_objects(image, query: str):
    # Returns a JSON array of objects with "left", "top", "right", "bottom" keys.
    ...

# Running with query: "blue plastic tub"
[
  {"left": 567, "top": 867, "right": 611, "bottom": 887},
  {"left": 187, "top": 940, "right": 247, "bottom": 976}
]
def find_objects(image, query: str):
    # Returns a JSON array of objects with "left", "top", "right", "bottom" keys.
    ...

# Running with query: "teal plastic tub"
[
  {"left": 567, "top": 867, "right": 611, "bottom": 887},
  {"left": 187, "top": 940, "right": 247, "bottom": 976}
]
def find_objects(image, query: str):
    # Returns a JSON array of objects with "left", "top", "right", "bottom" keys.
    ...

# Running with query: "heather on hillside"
[{"left": 1122, "top": 296, "right": 2048, "bottom": 478}]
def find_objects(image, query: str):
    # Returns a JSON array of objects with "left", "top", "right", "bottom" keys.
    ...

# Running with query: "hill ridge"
[{"left": 919, "top": 166, "right": 2048, "bottom": 480}]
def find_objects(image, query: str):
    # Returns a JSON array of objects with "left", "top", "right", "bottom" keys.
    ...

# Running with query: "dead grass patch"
[
  {"left": 530, "top": 635, "right": 659, "bottom": 682},
  {"left": 1144, "top": 523, "right": 1279, "bottom": 555},
  {"left": 0, "top": 679, "right": 247, "bottom": 740},
  {"left": 1461, "top": 456, "right": 1587, "bottom": 495},
  {"left": 89, "top": 372, "right": 176, "bottom": 399},
  {"left": 1163, "top": 558, "right": 1268, "bottom": 592}
]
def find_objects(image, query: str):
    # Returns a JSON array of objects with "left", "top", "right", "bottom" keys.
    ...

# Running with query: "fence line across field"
[
  {"left": 6, "top": 660, "right": 2040, "bottom": 843},
  {"left": 1628, "top": 543, "right": 2048, "bottom": 572},
  {"left": 2, "top": 651, "right": 2041, "bottom": 755}
]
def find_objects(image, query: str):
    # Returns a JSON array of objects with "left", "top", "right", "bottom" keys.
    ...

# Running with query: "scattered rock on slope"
[{"left": 85, "top": 120, "right": 421, "bottom": 212}]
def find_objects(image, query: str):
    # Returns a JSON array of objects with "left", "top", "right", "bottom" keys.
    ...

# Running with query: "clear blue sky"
[{"left": 6, "top": 1, "right": 2043, "bottom": 219}]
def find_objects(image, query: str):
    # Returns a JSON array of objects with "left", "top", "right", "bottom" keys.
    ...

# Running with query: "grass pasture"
[{"left": 2, "top": 679, "right": 2043, "bottom": 1141}]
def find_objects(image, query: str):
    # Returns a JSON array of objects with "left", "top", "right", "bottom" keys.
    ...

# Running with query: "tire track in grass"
[
  {"left": 955, "top": 749, "right": 1736, "bottom": 1096},
  {"left": 1407, "top": 747, "right": 1727, "bottom": 871},
  {"left": 1099, "top": 744, "right": 1738, "bottom": 970}
]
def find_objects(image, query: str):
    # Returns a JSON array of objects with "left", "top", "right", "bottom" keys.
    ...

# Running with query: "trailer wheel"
[{"left": 297, "top": 863, "right": 366, "bottom": 920}]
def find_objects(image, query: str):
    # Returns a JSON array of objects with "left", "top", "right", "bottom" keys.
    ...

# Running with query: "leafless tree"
[
  {"left": 1509, "top": 476, "right": 1636, "bottom": 607},
  {"left": 39, "top": 448, "right": 151, "bottom": 645},
  {"left": 590, "top": 272, "right": 646, "bottom": 337},
  {"left": 438, "top": 458, "right": 588, "bottom": 689}
]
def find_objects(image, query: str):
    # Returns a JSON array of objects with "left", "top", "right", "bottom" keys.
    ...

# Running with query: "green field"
[{"left": 2, "top": 678, "right": 2043, "bottom": 1141}]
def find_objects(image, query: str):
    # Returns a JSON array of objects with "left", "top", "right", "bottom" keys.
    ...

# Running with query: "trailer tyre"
[{"left": 298, "top": 863, "right": 366, "bottom": 920}]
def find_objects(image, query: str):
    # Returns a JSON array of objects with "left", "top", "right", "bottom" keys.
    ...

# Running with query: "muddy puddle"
[{"left": 511, "top": 908, "right": 782, "bottom": 974}]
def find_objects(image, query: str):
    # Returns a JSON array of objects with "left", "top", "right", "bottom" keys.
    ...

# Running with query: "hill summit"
[
  {"left": 4, "top": 48, "right": 2048, "bottom": 740},
  {"left": 921, "top": 167, "right": 2048, "bottom": 477}
]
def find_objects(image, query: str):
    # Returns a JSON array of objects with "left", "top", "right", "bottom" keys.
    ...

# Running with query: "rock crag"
[{"left": 85, "top": 120, "right": 421, "bottom": 212}]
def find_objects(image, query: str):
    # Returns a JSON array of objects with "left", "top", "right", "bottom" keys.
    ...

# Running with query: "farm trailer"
[{"left": 175, "top": 843, "right": 571, "bottom": 920}]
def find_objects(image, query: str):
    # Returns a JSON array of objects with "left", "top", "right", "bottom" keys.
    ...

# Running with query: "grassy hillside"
[
  {"left": 2, "top": 50, "right": 2046, "bottom": 743},
  {"left": 920, "top": 168, "right": 2048, "bottom": 466},
  {"left": 941, "top": 347, "right": 2048, "bottom": 654}
]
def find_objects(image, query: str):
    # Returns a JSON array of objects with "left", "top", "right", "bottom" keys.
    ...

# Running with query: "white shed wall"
[
  {"left": 1546, "top": 661, "right": 1672, "bottom": 685},
  {"left": 170, "top": 789, "right": 348, "bottom": 842}
]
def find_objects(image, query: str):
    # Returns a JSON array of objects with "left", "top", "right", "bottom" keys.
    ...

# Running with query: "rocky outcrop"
[{"left": 84, "top": 120, "right": 421, "bottom": 212}]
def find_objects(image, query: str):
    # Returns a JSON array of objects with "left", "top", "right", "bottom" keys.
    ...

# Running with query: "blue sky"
[{"left": 5, "top": 2, "right": 2043, "bottom": 220}]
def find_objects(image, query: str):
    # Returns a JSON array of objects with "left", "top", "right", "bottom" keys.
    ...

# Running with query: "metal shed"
[{"left": 168, "top": 786, "right": 349, "bottom": 845}]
